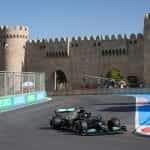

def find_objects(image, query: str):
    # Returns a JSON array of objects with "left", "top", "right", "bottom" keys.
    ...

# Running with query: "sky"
[{"left": 0, "top": 0, "right": 150, "bottom": 39}]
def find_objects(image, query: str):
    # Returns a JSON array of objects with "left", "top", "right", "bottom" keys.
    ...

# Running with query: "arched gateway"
[{"left": 51, "top": 70, "right": 67, "bottom": 91}]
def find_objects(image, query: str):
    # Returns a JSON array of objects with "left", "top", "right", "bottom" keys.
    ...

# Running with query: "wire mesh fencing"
[{"left": 0, "top": 72, "right": 45, "bottom": 96}]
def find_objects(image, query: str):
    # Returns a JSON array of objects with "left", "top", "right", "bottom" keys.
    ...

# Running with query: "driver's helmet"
[{"left": 76, "top": 106, "right": 85, "bottom": 113}]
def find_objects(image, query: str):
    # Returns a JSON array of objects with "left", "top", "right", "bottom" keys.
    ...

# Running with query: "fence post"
[
  {"left": 4, "top": 72, "right": 7, "bottom": 96},
  {"left": 13, "top": 72, "right": 15, "bottom": 95},
  {"left": 39, "top": 73, "right": 41, "bottom": 91},
  {"left": 21, "top": 73, "right": 23, "bottom": 94}
]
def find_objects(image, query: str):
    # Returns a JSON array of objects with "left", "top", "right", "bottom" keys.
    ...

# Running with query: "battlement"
[
  {"left": 29, "top": 37, "right": 69, "bottom": 44},
  {"left": 0, "top": 25, "right": 28, "bottom": 32},
  {"left": 144, "top": 13, "right": 150, "bottom": 20},
  {"left": 70, "top": 33, "right": 143, "bottom": 41},
  {"left": 28, "top": 33, "right": 143, "bottom": 46},
  {"left": 0, "top": 25, "right": 29, "bottom": 39},
  {"left": 129, "top": 33, "right": 143, "bottom": 40}
]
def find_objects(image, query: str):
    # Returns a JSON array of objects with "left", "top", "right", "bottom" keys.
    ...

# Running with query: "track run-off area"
[{"left": 0, "top": 95, "right": 150, "bottom": 150}]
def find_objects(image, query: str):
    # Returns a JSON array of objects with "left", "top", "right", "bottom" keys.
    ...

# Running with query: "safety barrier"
[
  {"left": 0, "top": 91, "right": 47, "bottom": 111},
  {"left": 49, "top": 88, "right": 150, "bottom": 96}
]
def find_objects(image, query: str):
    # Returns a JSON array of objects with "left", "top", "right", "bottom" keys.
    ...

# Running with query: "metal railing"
[{"left": 0, "top": 71, "right": 45, "bottom": 96}]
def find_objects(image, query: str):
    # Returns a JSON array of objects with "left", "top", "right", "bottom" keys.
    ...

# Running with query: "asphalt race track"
[{"left": 0, "top": 95, "right": 150, "bottom": 150}]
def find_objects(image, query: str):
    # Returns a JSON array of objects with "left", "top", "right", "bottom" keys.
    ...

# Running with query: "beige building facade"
[{"left": 0, "top": 13, "right": 150, "bottom": 92}]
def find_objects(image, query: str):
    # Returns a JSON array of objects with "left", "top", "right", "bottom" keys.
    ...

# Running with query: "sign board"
[{"left": 22, "top": 81, "right": 34, "bottom": 88}]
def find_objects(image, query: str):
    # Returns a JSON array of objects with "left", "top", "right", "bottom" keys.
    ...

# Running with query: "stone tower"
[
  {"left": 144, "top": 13, "right": 150, "bottom": 86},
  {"left": 0, "top": 26, "right": 29, "bottom": 72}
]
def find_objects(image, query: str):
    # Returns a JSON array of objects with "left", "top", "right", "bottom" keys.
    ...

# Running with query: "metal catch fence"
[{"left": 0, "top": 72, "right": 45, "bottom": 96}]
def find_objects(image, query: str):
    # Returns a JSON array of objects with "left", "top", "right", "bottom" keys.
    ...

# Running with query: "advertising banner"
[
  {"left": 0, "top": 91, "right": 47, "bottom": 110},
  {"left": 0, "top": 97, "right": 13, "bottom": 109},
  {"left": 14, "top": 95, "right": 26, "bottom": 106},
  {"left": 26, "top": 93, "right": 37, "bottom": 103},
  {"left": 37, "top": 91, "right": 46, "bottom": 101}
]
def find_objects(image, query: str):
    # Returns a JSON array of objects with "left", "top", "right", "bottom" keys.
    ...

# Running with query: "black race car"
[{"left": 49, "top": 107, "right": 127, "bottom": 135}]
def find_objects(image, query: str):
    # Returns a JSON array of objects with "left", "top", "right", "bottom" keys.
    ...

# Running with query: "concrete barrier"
[{"left": 48, "top": 88, "right": 150, "bottom": 96}]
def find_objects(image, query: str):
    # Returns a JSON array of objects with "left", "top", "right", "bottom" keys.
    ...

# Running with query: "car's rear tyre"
[
  {"left": 50, "top": 117, "right": 62, "bottom": 129},
  {"left": 107, "top": 117, "right": 121, "bottom": 131}
]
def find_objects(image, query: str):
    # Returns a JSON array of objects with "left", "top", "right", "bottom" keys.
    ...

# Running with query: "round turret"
[{"left": 0, "top": 25, "right": 29, "bottom": 72}]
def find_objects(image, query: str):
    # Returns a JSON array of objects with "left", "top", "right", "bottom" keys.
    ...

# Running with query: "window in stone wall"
[
  {"left": 123, "top": 49, "right": 126, "bottom": 55},
  {"left": 65, "top": 51, "right": 68, "bottom": 56},
  {"left": 58, "top": 51, "right": 61, "bottom": 56},
  {"left": 0, "top": 42, "right": 6, "bottom": 49},
  {"left": 71, "top": 43, "right": 78, "bottom": 47},
  {"left": 129, "top": 40, "right": 132, "bottom": 44},
  {"left": 75, "top": 43, "right": 79, "bottom": 47},
  {"left": 55, "top": 52, "right": 58, "bottom": 57},
  {"left": 134, "top": 40, "right": 137, "bottom": 44},
  {"left": 98, "top": 42, "right": 101, "bottom": 46},
  {"left": 63, "top": 51, "right": 65, "bottom": 56},
  {"left": 51, "top": 52, "right": 55, "bottom": 57},
  {"left": 126, "top": 49, "right": 128, "bottom": 55},
  {"left": 40, "top": 45, "right": 46, "bottom": 49},
  {"left": 105, "top": 50, "right": 108, "bottom": 56},
  {"left": 60, "top": 51, "right": 63, "bottom": 56},
  {"left": 116, "top": 49, "right": 119, "bottom": 56},
  {"left": 103, "top": 50, "right": 106, "bottom": 56},
  {"left": 102, "top": 50, "right": 105, "bottom": 56},
  {"left": 93, "top": 42, "right": 96, "bottom": 47},
  {"left": 109, "top": 50, "right": 111, "bottom": 56},
  {"left": 112, "top": 49, "right": 115, "bottom": 56},
  {"left": 119, "top": 48, "right": 122, "bottom": 55}
]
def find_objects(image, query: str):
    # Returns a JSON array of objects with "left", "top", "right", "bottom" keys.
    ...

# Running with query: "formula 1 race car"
[{"left": 49, "top": 107, "right": 127, "bottom": 136}]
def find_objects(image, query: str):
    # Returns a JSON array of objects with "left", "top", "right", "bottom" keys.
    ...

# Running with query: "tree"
[{"left": 106, "top": 69, "right": 124, "bottom": 81}]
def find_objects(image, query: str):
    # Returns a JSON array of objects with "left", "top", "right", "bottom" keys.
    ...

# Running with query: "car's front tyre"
[{"left": 73, "top": 120, "right": 88, "bottom": 136}]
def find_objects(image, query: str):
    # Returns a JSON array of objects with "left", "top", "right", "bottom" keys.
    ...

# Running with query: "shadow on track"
[
  {"left": 39, "top": 126, "right": 51, "bottom": 130},
  {"left": 39, "top": 126, "right": 77, "bottom": 135},
  {"left": 94, "top": 102, "right": 135, "bottom": 112},
  {"left": 92, "top": 102, "right": 135, "bottom": 106}
]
